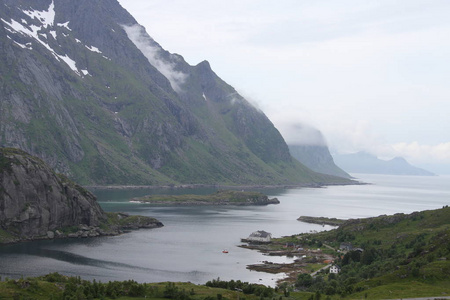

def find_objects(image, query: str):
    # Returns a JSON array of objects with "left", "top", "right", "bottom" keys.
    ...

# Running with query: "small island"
[
  {"left": 297, "top": 216, "right": 346, "bottom": 226},
  {"left": 130, "top": 190, "right": 280, "bottom": 206}
]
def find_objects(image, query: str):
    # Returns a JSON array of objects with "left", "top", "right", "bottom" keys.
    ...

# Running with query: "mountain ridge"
[
  {"left": 0, "top": 0, "right": 352, "bottom": 186},
  {"left": 333, "top": 151, "right": 435, "bottom": 176}
]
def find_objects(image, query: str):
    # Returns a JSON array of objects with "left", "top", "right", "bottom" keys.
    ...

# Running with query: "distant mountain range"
[
  {"left": 0, "top": 0, "right": 351, "bottom": 186},
  {"left": 333, "top": 152, "right": 435, "bottom": 176}
]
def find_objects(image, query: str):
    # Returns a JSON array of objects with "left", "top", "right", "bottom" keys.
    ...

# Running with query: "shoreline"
[
  {"left": 240, "top": 242, "right": 336, "bottom": 284},
  {"left": 0, "top": 213, "right": 164, "bottom": 246},
  {"left": 86, "top": 180, "right": 367, "bottom": 191}
]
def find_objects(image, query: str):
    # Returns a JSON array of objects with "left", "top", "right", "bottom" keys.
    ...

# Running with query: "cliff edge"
[{"left": 0, "top": 148, "right": 162, "bottom": 243}]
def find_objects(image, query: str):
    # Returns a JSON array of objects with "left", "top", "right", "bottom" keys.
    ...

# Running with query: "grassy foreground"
[{"left": 0, "top": 273, "right": 279, "bottom": 300}]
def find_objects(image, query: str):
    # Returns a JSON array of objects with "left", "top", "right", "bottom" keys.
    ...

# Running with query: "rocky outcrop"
[{"left": 0, "top": 148, "right": 163, "bottom": 243}]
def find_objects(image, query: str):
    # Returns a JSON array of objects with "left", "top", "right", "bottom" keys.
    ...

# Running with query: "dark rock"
[
  {"left": 0, "top": 148, "right": 106, "bottom": 240},
  {"left": 0, "top": 148, "right": 163, "bottom": 243}
]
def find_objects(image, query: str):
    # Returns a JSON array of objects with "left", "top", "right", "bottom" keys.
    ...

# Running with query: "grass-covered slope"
[{"left": 293, "top": 206, "right": 450, "bottom": 299}]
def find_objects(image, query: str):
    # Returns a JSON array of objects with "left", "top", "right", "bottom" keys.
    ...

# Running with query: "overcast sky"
[{"left": 118, "top": 0, "right": 450, "bottom": 174}]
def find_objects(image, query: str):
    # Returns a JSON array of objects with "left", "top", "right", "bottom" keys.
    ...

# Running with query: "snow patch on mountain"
[
  {"left": 57, "top": 21, "right": 71, "bottom": 31},
  {"left": 13, "top": 40, "right": 28, "bottom": 49},
  {"left": 22, "top": 0, "right": 55, "bottom": 28},
  {"left": 1, "top": 17, "right": 82, "bottom": 77},
  {"left": 85, "top": 45, "right": 102, "bottom": 54},
  {"left": 122, "top": 24, "right": 187, "bottom": 93},
  {"left": 57, "top": 54, "right": 79, "bottom": 74}
]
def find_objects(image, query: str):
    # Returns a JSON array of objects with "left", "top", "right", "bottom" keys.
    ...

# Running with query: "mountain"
[
  {"left": 289, "top": 144, "right": 351, "bottom": 178},
  {"left": 0, "top": 147, "right": 163, "bottom": 243},
  {"left": 284, "top": 123, "right": 350, "bottom": 178},
  {"left": 333, "top": 151, "right": 435, "bottom": 176},
  {"left": 0, "top": 0, "right": 352, "bottom": 186}
]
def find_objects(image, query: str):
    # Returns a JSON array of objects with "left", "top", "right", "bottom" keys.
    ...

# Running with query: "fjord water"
[{"left": 0, "top": 174, "right": 448, "bottom": 286}]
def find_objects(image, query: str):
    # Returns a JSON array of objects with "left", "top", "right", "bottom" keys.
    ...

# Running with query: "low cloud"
[
  {"left": 122, "top": 24, "right": 187, "bottom": 93},
  {"left": 391, "top": 142, "right": 450, "bottom": 164},
  {"left": 277, "top": 122, "right": 327, "bottom": 146}
]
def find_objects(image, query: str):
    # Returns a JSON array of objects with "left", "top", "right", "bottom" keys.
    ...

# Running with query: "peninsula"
[{"left": 131, "top": 190, "right": 280, "bottom": 206}]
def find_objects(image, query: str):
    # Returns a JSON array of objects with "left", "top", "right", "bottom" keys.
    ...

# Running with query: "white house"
[
  {"left": 247, "top": 230, "right": 272, "bottom": 242},
  {"left": 329, "top": 265, "right": 341, "bottom": 274}
]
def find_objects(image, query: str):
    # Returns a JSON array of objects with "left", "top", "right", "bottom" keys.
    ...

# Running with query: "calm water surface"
[{"left": 0, "top": 174, "right": 448, "bottom": 286}]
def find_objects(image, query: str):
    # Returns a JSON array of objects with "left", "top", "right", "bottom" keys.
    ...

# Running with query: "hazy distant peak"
[
  {"left": 390, "top": 157, "right": 407, "bottom": 162},
  {"left": 333, "top": 152, "right": 435, "bottom": 176}
]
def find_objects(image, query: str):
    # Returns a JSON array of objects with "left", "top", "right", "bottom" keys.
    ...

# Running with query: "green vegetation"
[
  {"left": 0, "top": 148, "right": 31, "bottom": 174},
  {"left": 102, "top": 212, "right": 162, "bottom": 229},
  {"left": 288, "top": 206, "right": 450, "bottom": 299},
  {"left": 297, "top": 216, "right": 346, "bottom": 226},
  {"left": 0, "top": 274, "right": 278, "bottom": 300},
  {"left": 0, "top": 228, "right": 16, "bottom": 244},
  {"left": 133, "top": 190, "right": 279, "bottom": 205}
]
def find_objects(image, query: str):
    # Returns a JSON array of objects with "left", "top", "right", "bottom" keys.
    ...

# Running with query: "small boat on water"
[{"left": 222, "top": 250, "right": 229, "bottom": 253}]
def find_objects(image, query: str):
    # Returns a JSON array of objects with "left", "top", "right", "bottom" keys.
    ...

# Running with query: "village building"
[
  {"left": 329, "top": 264, "right": 341, "bottom": 274},
  {"left": 246, "top": 230, "right": 272, "bottom": 243}
]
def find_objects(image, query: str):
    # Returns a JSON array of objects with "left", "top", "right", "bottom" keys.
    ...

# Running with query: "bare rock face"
[{"left": 0, "top": 148, "right": 106, "bottom": 240}]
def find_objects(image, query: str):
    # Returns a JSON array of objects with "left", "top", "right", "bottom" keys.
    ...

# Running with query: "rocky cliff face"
[
  {"left": 0, "top": 0, "right": 351, "bottom": 186},
  {"left": 287, "top": 125, "right": 350, "bottom": 178},
  {"left": 289, "top": 144, "right": 351, "bottom": 178},
  {"left": 0, "top": 148, "right": 106, "bottom": 240}
]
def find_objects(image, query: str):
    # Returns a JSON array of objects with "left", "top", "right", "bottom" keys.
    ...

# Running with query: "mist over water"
[{"left": 0, "top": 174, "right": 448, "bottom": 286}]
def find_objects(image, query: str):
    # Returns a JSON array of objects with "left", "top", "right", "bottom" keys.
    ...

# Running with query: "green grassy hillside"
[{"left": 292, "top": 206, "right": 450, "bottom": 299}]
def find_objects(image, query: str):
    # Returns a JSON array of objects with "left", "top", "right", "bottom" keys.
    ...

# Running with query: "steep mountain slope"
[
  {"left": 286, "top": 126, "right": 350, "bottom": 178},
  {"left": 289, "top": 144, "right": 351, "bottom": 178},
  {"left": 0, "top": 0, "right": 351, "bottom": 186},
  {"left": 334, "top": 152, "right": 435, "bottom": 176}
]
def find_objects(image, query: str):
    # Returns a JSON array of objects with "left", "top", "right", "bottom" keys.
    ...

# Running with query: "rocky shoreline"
[
  {"left": 0, "top": 148, "right": 164, "bottom": 245},
  {"left": 240, "top": 241, "right": 336, "bottom": 284},
  {"left": 0, "top": 212, "right": 164, "bottom": 245}
]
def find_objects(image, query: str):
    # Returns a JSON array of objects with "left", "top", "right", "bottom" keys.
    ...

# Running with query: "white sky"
[{"left": 118, "top": 0, "right": 450, "bottom": 173}]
